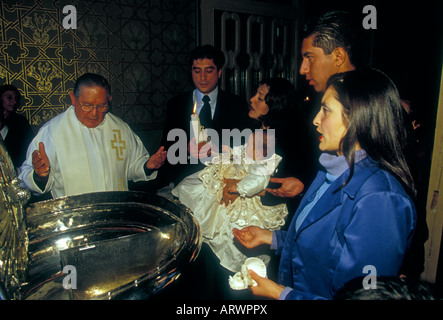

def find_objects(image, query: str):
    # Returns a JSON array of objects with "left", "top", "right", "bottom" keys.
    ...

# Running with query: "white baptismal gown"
[{"left": 172, "top": 145, "right": 288, "bottom": 272}]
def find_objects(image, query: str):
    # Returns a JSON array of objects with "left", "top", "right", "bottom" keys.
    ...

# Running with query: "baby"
[
  {"left": 172, "top": 130, "right": 288, "bottom": 273},
  {"left": 221, "top": 129, "right": 276, "bottom": 204}
]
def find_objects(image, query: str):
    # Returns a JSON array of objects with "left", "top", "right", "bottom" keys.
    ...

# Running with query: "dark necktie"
[{"left": 199, "top": 95, "right": 212, "bottom": 128}]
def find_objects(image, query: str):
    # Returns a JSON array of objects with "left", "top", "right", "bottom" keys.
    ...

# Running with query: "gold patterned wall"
[{"left": 0, "top": 0, "right": 196, "bottom": 135}]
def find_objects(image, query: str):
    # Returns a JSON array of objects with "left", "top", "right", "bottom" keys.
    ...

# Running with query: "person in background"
[
  {"left": 0, "top": 84, "right": 34, "bottom": 168},
  {"left": 398, "top": 98, "right": 430, "bottom": 278}
]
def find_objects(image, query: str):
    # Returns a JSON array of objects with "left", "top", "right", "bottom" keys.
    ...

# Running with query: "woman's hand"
[
  {"left": 189, "top": 137, "right": 212, "bottom": 158},
  {"left": 248, "top": 270, "right": 286, "bottom": 300},
  {"left": 232, "top": 226, "right": 273, "bottom": 249},
  {"left": 266, "top": 177, "right": 304, "bottom": 198}
]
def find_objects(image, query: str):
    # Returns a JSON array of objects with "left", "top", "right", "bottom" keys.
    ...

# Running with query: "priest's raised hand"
[
  {"left": 31, "top": 142, "right": 50, "bottom": 189},
  {"left": 32, "top": 142, "right": 50, "bottom": 178},
  {"left": 146, "top": 146, "right": 167, "bottom": 170}
]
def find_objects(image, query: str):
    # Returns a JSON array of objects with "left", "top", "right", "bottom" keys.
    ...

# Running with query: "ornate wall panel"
[
  {"left": 0, "top": 0, "right": 196, "bottom": 132},
  {"left": 216, "top": 10, "right": 295, "bottom": 99},
  {"left": 200, "top": 0, "right": 299, "bottom": 101}
]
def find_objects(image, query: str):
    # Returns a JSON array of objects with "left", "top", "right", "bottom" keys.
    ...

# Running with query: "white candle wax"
[{"left": 191, "top": 113, "right": 202, "bottom": 142}]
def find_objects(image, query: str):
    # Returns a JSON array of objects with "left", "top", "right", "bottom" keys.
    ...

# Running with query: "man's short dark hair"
[
  {"left": 188, "top": 44, "right": 225, "bottom": 70},
  {"left": 302, "top": 11, "right": 357, "bottom": 66},
  {"left": 73, "top": 73, "right": 111, "bottom": 99}
]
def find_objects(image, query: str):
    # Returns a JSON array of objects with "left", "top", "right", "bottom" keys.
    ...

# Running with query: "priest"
[{"left": 19, "top": 73, "right": 166, "bottom": 199}]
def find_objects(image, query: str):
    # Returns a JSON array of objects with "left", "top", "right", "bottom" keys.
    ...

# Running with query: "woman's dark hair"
[
  {"left": 0, "top": 84, "right": 21, "bottom": 110},
  {"left": 257, "top": 77, "right": 297, "bottom": 129},
  {"left": 328, "top": 68, "right": 416, "bottom": 198}
]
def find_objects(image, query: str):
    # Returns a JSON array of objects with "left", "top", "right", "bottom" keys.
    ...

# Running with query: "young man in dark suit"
[
  {"left": 152, "top": 46, "right": 258, "bottom": 299},
  {"left": 160, "top": 44, "right": 257, "bottom": 186}
]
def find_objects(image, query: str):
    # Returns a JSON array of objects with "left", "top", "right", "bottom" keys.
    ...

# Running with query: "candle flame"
[{"left": 193, "top": 101, "right": 197, "bottom": 114}]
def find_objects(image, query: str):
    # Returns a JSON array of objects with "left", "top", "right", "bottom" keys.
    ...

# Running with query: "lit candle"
[{"left": 191, "top": 101, "right": 205, "bottom": 142}]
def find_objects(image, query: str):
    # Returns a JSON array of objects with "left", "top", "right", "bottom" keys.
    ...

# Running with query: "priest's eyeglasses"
[{"left": 81, "top": 103, "right": 109, "bottom": 112}]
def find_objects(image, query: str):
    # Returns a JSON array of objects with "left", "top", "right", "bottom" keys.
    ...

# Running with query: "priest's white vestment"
[{"left": 19, "top": 106, "right": 156, "bottom": 198}]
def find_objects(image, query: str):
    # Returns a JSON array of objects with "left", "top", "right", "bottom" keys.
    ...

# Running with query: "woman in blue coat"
[{"left": 233, "top": 68, "right": 417, "bottom": 300}]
